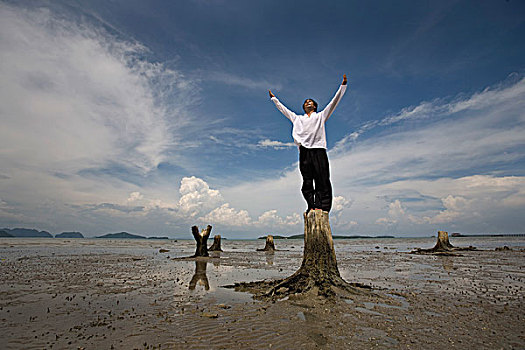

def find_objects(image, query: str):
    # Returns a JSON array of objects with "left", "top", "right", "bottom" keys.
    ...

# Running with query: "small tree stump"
[
  {"left": 227, "top": 210, "right": 370, "bottom": 298},
  {"left": 192, "top": 225, "right": 212, "bottom": 257},
  {"left": 189, "top": 259, "right": 209, "bottom": 290},
  {"left": 209, "top": 234, "right": 223, "bottom": 252},
  {"left": 257, "top": 235, "right": 275, "bottom": 252},
  {"left": 411, "top": 230, "right": 476, "bottom": 255}
]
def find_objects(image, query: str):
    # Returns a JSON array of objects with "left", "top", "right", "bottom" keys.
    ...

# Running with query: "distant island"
[
  {"left": 55, "top": 231, "right": 84, "bottom": 238},
  {"left": 0, "top": 227, "right": 173, "bottom": 239},
  {"left": 451, "top": 232, "right": 524, "bottom": 237},
  {"left": 96, "top": 232, "right": 146, "bottom": 239},
  {"left": 95, "top": 232, "right": 170, "bottom": 239},
  {"left": 259, "top": 234, "right": 395, "bottom": 240},
  {"left": 0, "top": 230, "right": 13, "bottom": 237},
  {"left": 1, "top": 228, "right": 53, "bottom": 238}
]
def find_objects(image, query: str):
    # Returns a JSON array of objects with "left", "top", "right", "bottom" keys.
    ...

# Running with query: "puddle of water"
[
  {"left": 355, "top": 306, "right": 384, "bottom": 316},
  {"left": 364, "top": 301, "right": 405, "bottom": 310},
  {"left": 296, "top": 311, "right": 306, "bottom": 321},
  {"left": 354, "top": 326, "right": 399, "bottom": 346},
  {"left": 384, "top": 293, "right": 411, "bottom": 309}
]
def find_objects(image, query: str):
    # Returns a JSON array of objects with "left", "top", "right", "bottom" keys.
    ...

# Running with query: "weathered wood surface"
[
  {"left": 192, "top": 225, "right": 212, "bottom": 257},
  {"left": 257, "top": 235, "right": 275, "bottom": 252},
  {"left": 209, "top": 234, "right": 223, "bottom": 252}
]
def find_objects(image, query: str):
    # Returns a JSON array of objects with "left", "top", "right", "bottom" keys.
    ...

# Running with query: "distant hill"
[
  {"left": 0, "top": 230, "right": 13, "bottom": 237},
  {"left": 55, "top": 231, "right": 84, "bottom": 238},
  {"left": 2, "top": 228, "right": 53, "bottom": 238},
  {"left": 258, "top": 235, "right": 287, "bottom": 239},
  {"left": 287, "top": 234, "right": 395, "bottom": 239},
  {"left": 96, "top": 232, "right": 145, "bottom": 239},
  {"left": 147, "top": 236, "right": 170, "bottom": 240}
]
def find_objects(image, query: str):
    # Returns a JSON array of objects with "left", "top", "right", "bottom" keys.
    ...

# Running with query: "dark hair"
[{"left": 303, "top": 98, "right": 318, "bottom": 112}]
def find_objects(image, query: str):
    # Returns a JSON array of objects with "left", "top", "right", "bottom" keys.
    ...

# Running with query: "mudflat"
[{"left": 1, "top": 237, "right": 523, "bottom": 349}]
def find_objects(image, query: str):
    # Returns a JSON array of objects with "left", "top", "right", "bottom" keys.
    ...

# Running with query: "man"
[{"left": 269, "top": 74, "right": 347, "bottom": 214}]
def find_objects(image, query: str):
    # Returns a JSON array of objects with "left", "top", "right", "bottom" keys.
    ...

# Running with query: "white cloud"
[
  {"left": 376, "top": 200, "right": 406, "bottom": 226},
  {"left": 423, "top": 195, "right": 471, "bottom": 224},
  {"left": 178, "top": 176, "right": 223, "bottom": 217},
  {"left": 257, "top": 139, "right": 296, "bottom": 149},
  {"left": 201, "top": 203, "right": 252, "bottom": 227},
  {"left": 257, "top": 210, "right": 301, "bottom": 227},
  {"left": 71, "top": 176, "right": 303, "bottom": 235},
  {"left": 0, "top": 4, "right": 196, "bottom": 175},
  {"left": 127, "top": 192, "right": 144, "bottom": 202},
  {"left": 332, "top": 195, "right": 352, "bottom": 213}
]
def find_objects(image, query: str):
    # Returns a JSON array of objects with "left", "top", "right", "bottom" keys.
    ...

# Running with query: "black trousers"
[{"left": 299, "top": 146, "right": 332, "bottom": 212}]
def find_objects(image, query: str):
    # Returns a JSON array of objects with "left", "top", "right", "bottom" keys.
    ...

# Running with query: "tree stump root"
[
  {"left": 411, "top": 230, "right": 476, "bottom": 255},
  {"left": 225, "top": 210, "right": 373, "bottom": 300},
  {"left": 224, "top": 272, "right": 371, "bottom": 300}
]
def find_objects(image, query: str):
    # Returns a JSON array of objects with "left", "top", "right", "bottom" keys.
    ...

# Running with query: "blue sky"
[{"left": 1, "top": 0, "right": 524, "bottom": 238}]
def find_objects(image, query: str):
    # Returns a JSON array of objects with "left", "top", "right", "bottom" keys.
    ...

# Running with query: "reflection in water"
[
  {"left": 189, "top": 260, "right": 209, "bottom": 291},
  {"left": 210, "top": 251, "right": 221, "bottom": 266},
  {"left": 440, "top": 256, "right": 454, "bottom": 272},
  {"left": 265, "top": 251, "right": 274, "bottom": 265}
]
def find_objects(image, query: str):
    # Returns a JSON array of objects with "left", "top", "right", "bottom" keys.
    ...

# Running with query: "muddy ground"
[{"left": 0, "top": 238, "right": 523, "bottom": 349}]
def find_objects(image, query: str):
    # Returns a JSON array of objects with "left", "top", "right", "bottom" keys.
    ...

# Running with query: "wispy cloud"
[
  {"left": 0, "top": 4, "right": 199, "bottom": 176},
  {"left": 332, "top": 74, "right": 525, "bottom": 154},
  {"left": 257, "top": 139, "right": 296, "bottom": 149}
]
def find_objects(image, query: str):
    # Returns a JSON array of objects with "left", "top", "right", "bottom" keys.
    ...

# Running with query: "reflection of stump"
[
  {"left": 257, "top": 235, "right": 275, "bottom": 252},
  {"left": 192, "top": 225, "right": 212, "bottom": 257},
  {"left": 228, "top": 210, "right": 370, "bottom": 298},
  {"left": 209, "top": 235, "right": 223, "bottom": 252},
  {"left": 411, "top": 231, "right": 476, "bottom": 255},
  {"left": 189, "top": 259, "right": 209, "bottom": 290},
  {"left": 265, "top": 252, "right": 274, "bottom": 265}
]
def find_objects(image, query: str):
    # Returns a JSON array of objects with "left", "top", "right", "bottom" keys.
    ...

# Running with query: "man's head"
[{"left": 303, "top": 98, "right": 318, "bottom": 113}]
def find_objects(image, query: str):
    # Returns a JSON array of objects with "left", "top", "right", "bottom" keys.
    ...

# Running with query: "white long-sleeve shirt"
[{"left": 271, "top": 84, "right": 347, "bottom": 149}]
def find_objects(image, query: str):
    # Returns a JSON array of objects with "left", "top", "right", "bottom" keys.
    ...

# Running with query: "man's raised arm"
[
  {"left": 322, "top": 74, "right": 348, "bottom": 121},
  {"left": 269, "top": 89, "right": 297, "bottom": 122}
]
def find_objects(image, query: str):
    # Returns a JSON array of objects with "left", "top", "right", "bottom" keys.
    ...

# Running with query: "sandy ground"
[{"left": 0, "top": 238, "right": 524, "bottom": 349}]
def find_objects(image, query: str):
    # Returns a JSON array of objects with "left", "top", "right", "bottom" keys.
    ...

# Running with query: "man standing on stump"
[{"left": 269, "top": 75, "right": 347, "bottom": 214}]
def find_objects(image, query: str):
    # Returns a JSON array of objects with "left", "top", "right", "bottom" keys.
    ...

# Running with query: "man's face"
[{"left": 303, "top": 99, "right": 317, "bottom": 113}]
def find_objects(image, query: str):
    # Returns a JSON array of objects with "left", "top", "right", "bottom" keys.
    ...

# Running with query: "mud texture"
[{"left": 0, "top": 237, "right": 524, "bottom": 349}]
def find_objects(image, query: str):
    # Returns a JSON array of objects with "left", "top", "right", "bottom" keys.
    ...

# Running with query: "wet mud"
[{"left": 0, "top": 238, "right": 524, "bottom": 349}]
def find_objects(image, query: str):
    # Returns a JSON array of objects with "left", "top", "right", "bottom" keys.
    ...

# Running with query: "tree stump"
[
  {"left": 227, "top": 210, "right": 370, "bottom": 298},
  {"left": 257, "top": 235, "right": 275, "bottom": 252},
  {"left": 411, "top": 230, "right": 476, "bottom": 255},
  {"left": 189, "top": 259, "right": 209, "bottom": 290},
  {"left": 209, "top": 234, "right": 223, "bottom": 252},
  {"left": 192, "top": 225, "right": 212, "bottom": 257}
]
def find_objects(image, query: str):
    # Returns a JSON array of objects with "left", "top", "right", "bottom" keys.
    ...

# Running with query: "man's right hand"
[{"left": 269, "top": 90, "right": 275, "bottom": 98}]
